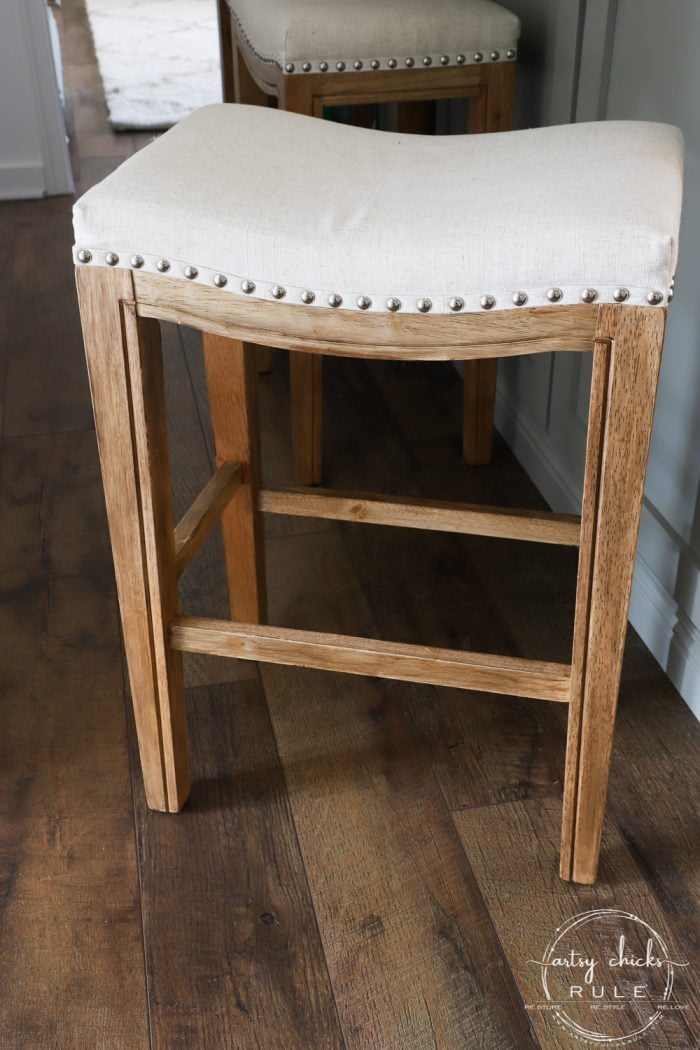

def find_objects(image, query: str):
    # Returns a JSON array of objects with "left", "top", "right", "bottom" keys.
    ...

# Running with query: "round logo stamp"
[{"left": 527, "top": 908, "right": 688, "bottom": 1044}]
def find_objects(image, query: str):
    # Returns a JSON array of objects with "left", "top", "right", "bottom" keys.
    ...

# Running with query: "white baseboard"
[
  {"left": 495, "top": 382, "right": 700, "bottom": 721},
  {"left": 0, "top": 161, "right": 46, "bottom": 200}
]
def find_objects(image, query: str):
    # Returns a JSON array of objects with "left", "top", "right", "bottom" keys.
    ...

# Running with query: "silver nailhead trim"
[
  {"left": 417, "top": 298, "right": 432, "bottom": 313},
  {"left": 449, "top": 297, "right": 464, "bottom": 312},
  {"left": 490, "top": 51, "right": 500, "bottom": 61},
  {"left": 613, "top": 287, "right": 629, "bottom": 302},
  {"left": 328, "top": 292, "right": 342, "bottom": 307},
  {"left": 301, "top": 289, "right": 315, "bottom": 304},
  {"left": 581, "top": 287, "right": 597, "bottom": 303},
  {"left": 423, "top": 56, "right": 432, "bottom": 66},
  {"left": 319, "top": 61, "right": 329, "bottom": 72},
  {"left": 77, "top": 249, "right": 92, "bottom": 263},
  {"left": 354, "top": 60, "right": 363, "bottom": 70},
  {"left": 213, "top": 273, "right": 227, "bottom": 287},
  {"left": 184, "top": 265, "right": 198, "bottom": 280},
  {"left": 473, "top": 52, "right": 483, "bottom": 62},
  {"left": 130, "top": 254, "right": 144, "bottom": 268},
  {"left": 456, "top": 54, "right": 466, "bottom": 64},
  {"left": 480, "top": 295, "right": 496, "bottom": 310},
  {"left": 241, "top": 278, "right": 256, "bottom": 294},
  {"left": 512, "top": 290, "right": 528, "bottom": 306},
  {"left": 668, "top": 287, "right": 674, "bottom": 302},
  {"left": 302, "top": 62, "right": 312, "bottom": 72},
  {"left": 371, "top": 59, "right": 380, "bottom": 69},
  {"left": 356, "top": 295, "right": 372, "bottom": 310},
  {"left": 336, "top": 61, "right": 346, "bottom": 71},
  {"left": 405, "top": 57, "right": 415, "bottom": 67},
  {"left": 547, "top": 287, "right": 563, "bottom": 303},
  {"left": 271, "top": 285, "right": 286, "bottom": 299},
  {"left": 285, "top": 63, "right": 295, "bottom": 73},
  {"left": 647, "top": 290, "right": 664, "bottom": 305},
  {"left": 440, "top": 55, "right": 449, "bottom": 65},
  {"left": 506, "top": 49, "right": 516, "bottom": 59},
  {"left": 388, "top": 58, "right": 397, "bottom": 68},
  {"left": 105, "top": 252, "right": 119, "bottom": 266},
  {"left": 156, "top": 258, "right": 170, "bottom": 272},
  {"left": 386, "top": 297, "right": 401, "bottom": 312}
]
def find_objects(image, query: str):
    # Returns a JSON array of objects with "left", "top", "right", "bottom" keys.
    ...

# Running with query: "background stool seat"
[
  {"left": 227, "top": 0, "right": 520, "bottom": 74},
  {"left": 73, "top": 104, "right": 683, "bottom": 316}
]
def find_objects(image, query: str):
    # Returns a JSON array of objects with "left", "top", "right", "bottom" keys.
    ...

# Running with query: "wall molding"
[
  {"left": 0, "top": 161, "right": 47, "bottom": 201},
  {"left": 495, "top": 382, "right": 700, "bottom": 720}
]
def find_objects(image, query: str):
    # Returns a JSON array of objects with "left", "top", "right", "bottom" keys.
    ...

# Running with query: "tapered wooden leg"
[
  {"left": 216, "top": 0, "right": 235, "bottom": 102},
  {"left": 463, "top": 63, "right": 516, "bottom": 465},
  {"left": 202, "top": 334, "right": 267, "bottom": 623},
  {"left": 76, "top": 266, "right": 189, "bottom": 812},
  {"left": 289, "top": 350, "right": 323, "bottom": 486},
  {"left": 463, "top": 358, "right": 498, "bottom": 465},
  {"left": 561, "top": 306, "right": 665, "bottom": 883}
]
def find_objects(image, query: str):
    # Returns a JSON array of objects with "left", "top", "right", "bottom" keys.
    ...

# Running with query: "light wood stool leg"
[
  {"left": 289, "top": 349, "right": 323, "bottom": 486},
  {"left": 463, "top": 63, "right": 516, "bottom": 466},
  {"left": 561, "top": 305, "right": 665, "bottom": 883},
  {"left": 203, "top": 334, "right": 267, "bottom": 623},
  {"left": 76, "top": 267, "right": 189, "bottom": 812}
]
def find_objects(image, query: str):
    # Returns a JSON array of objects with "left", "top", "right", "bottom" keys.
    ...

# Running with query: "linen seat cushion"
[
  {"left": 72, "top": 104, "right": 684, "bottom": 315},
  {"left": 227, "top": 0, "right": 520, "bottom": 72}
]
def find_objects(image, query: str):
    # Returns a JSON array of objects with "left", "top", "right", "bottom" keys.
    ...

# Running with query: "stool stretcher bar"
[
  {"left": 174, "top": 461, "right": 241, "bottom": 575},
  {"left": 259, "top": 486, "right": 581, "bottom": 546},
  {"left": 170, "top": 616, "right": 572, "bottom": 702}
]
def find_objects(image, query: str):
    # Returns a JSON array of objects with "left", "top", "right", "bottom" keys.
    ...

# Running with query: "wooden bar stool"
[
  {"left": 73, "top": 105, "right": 682, "bottom": 884},
  {"left": 216, "top": 0, "right": 520, "bottom": 483}
]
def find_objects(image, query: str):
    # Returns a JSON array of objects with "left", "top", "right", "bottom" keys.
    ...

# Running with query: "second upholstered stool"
[
  {"left": 217, "top": 0, "right": 521, "bottom": 482},
  {"left": 73, "top": 104, "right": 682, "bottom": 884}
]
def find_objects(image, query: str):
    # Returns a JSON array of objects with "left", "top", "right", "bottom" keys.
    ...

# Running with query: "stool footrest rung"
[
  {"left": 170, "top": 616, "right": 572, "bottom": 702},
  {"left": 174, "top": 461, "right": 242, "bottom": 575},
  {"left": 258, "top": 486, "right": 581, "bottom": 546}
]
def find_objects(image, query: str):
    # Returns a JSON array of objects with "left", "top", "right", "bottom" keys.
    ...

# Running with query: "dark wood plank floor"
[{"left": 0, "top": 3, "right": 698, "bottom": 1046}]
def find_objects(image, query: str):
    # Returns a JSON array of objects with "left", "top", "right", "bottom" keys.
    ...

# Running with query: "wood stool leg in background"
[
  {"left": 76, "top": 266, "right": 189, "bottom": 812},
  {"left": 203, "top": 335, "right": 267, "bottom": 622},
  {"left": 463, "top": 63, "right": 516, "bottom": 466},
  {"left": 290, "top": 349, "right": 323, "bottom": 486},
  {"left": 561, "top": 305, "right": 665, "bottom": 884}
]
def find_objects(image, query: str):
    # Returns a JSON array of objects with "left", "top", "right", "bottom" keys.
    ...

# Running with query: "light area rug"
[{"left": 84, "top": 0, "right": 221, "bottom": 131}]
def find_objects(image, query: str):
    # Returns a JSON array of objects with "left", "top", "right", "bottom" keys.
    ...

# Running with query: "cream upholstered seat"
[
  {"left": 226, "top": 0, "right": 520, "bottom": 74},
  {"left": 73, "top": 104, "right": 683, "bottom": 315}
]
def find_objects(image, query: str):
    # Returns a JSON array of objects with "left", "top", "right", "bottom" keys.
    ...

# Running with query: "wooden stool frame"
[
  {"left": 76, "top": 265, "right": 664, "bottom": 885},
  {"left": 216, "top": 0, "right": 516, "bottom": 482}
]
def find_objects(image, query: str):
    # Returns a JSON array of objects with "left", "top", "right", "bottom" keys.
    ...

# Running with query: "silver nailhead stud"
[
  {"left": 647, "top": 289, "right": 664, "bottom": 305},
  {"left": 581, "top": 287, "right": 598, "bottom": 303},
  {"left": 319, "top": 61, "right": 329, "bottom": 72},
  {"left": 77, "top": 249, "right": 92, "bottom": 264},
  {"left": 301, "top": 289, "right": 315, "bottom": 304},
  {"left": 449, "top": 296, "right": 464, "bottom": 311},
  {"left": 302, "top": 62, "right": 312, "bottom": 72},
  {"left": 241, "top": 278, "right": 255, "bottom": 294},
  {"left": 354, "top": 60, "right": 363, "bottom": 70},
  {"left": 328, "top": 293, "right": 343, "bottom": 308},
  {"left": 613, "top": 287, "right": 629, "bottom": 303},
  {"left": 440, "top": 54, "right": 450, "bottom": 65},
  {"left": 546, "top": 287, "right": 563, "bottom": 303},
  {"left": 370, "top": 59, "right": 380, "bottom": 69},
  {"left": 506, "top": 49, "right": 516, "bottom": 59},
  {"left": 668, "top": 287, "right": 674, "bottom": 302},
  {"left": 456, "top": 54, "right": 466, "bottom": 64},
  {"left": 480, "top": 294, "right": 496, "bottom": 310},
  {"left": 213, "top": 273, "right": 227, "bottom": 288},
  {"left": 388, "top": 58, "right": 397, "bottom": 68},
  {"left": 417, "top": 298, "right": 432, "bottom": 313},
  {"left": 336, "top": 61, "right": 346, "bottom": 71},
  {"left": 356, "top": 295, "right": 372, "bottom": 310},
  {"left": 130, "top": 254, "right": 144, "bottom": 268},
  {"left": 184, "top": 265, "right": 198, "bottom": 280},
  {"left": 285, "top": 63, "right": 295, "bottom": 73},
  {"left": 422, "top": 56, "right": 432, "bottom": 66},
  {"left": 512, "top": 290, "right": 528, "bottom": 306},
  {"left": 105, "top": 252, "right": 119, "bottom": 266},
  {"left": 405, "top": 57, "right": 415, "bottom": 67},
  {"left": 473, "top": 52, "right": 483, "bottom": 62},
  {"left": 386, "top": 297, "right": 401, "bottom": 312},
  {"left": 490, "top": 51, "right": 500, "bottom": 61},
  {"left": 156, "top": 258, "right": 170, "bottom": 272},
  {"left": 271, "top": 285, "right": 286, "bottom": 299}
]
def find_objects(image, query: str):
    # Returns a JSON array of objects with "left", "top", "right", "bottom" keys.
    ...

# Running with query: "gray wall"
[{"left": 495, "top": 0, "right": 700, "bottom": 717}]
